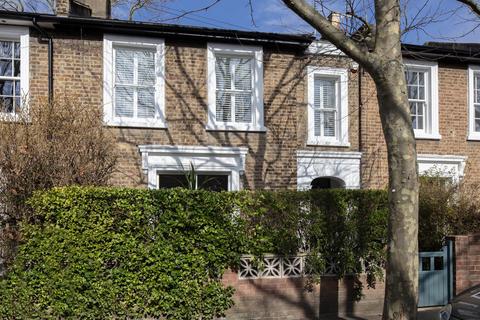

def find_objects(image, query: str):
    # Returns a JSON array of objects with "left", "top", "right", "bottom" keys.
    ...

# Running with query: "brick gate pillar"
[{"left": 448, "top": 234, "right": 480, "bottom": 295}]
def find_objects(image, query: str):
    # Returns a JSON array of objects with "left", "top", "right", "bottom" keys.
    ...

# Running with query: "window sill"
[
  {"left": 104, "top": 118, "right": 167, "bottom": 129},
  {"left": 0, "top": 113, "right": 23, "bottom": 122},
  {"left": 467, "top": 133, "right": 480, "bottom": 141},
  {"left": 307, "top": 139, "right": 351, "bottom": 147},
  {"left": 206, "top": 123, "right": 267, "bottom": 132},
  {"left": 414, "top": 132, "right": 441, "bottom": 140}
]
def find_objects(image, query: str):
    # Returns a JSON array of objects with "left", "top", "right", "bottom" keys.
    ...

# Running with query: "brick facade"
[
  {"left": 30, "top": 28, "right": 480, "bottom": 190},
  {"left": 223, "top": 270, "right": 384, "bottom": 319},
  {"left": 11, "top": 14, "right": 480, "bottom": 319},
  {"left": 449, "top": 234, "right": 480, "bottom": 295},
  {"left": 360, "top": 62, "right": 480, "bottom": 188}
]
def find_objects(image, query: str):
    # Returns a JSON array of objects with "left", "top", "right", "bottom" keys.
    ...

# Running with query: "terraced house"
[{"left": 2, "top": 0, "right": 480, "bottom": 318}]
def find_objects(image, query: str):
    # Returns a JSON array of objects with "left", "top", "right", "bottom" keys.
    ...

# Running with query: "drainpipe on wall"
[
  {"left": 32, "top": 18, "right": 53, "bottom": 103},
  {"left": 358, "top": 66, "right": 363, "bottom": 189},
  {"left": 358, "top": 66, "right": 363, "bottom": 152}
]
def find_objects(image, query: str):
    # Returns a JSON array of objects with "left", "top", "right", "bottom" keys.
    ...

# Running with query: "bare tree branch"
[
  {"left": 458, "top": 0, "right": 480, "bottom": 16},
  {"left": 282, "top": 0, "right": 374, "bottom": 68}
]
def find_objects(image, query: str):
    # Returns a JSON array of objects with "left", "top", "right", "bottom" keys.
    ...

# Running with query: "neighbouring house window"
[
  {"left": 103, "top": 34, "right": 165, "bottom": 128},
  {"left": 207, "top": 43, "right": 265, "bottom": 132},
  {"left": 307, "top": 67, "right": 349, "bottom": 146},
  {"left": 0, "top": 26, "right": 29, "bottom": 118},
  {"left": 404, "top": 60, "right": 440, "bottom": 139},
  {"left": 0, "top": 40, "right": 20, "bottom": 114},
  {"left": 158, "top": 173, "right": 229, "bottom": 191},
  {"left": 406, "top": 70, "right": 426, "bottom": 131},
  {"left": 468, "top": 65, "right": 480, "bottom": 140}
]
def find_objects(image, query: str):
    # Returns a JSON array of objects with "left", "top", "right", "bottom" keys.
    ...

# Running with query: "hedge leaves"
[{"left": 0, "top": 187, "right": 388, "bottom": 319}]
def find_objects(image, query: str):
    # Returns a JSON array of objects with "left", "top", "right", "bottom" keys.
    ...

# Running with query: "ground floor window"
[
  {"left": 139, "top": 145, "right": 248, "bottom": 191},
  {"left": 311, "top": 177, "right": 346, "bottom": 189},
  {"left": 158, "top": 173, "right": 229, "bottom": 191}
]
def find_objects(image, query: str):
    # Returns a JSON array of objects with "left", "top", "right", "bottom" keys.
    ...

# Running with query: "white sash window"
[
  {"left": 307, "top": 67, "right": 348, "bottom": 146},
  {"left": 0, "top": 26, "right": 29, "bottom": 119},
  {"left": 468, "top": 65, "right": 480, "bottom": 140},
  {"left": 404, "top": 60, "right": 440, "bottom": 140},
  {"left": 104, "top": 34, "right": 165, "bottom": 128},
  {"left": 207, "top": 43, "right": 265, "bottom": 132}
]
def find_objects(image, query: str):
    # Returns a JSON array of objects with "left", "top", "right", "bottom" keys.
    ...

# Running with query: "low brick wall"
[
  {"left": 449, "top": 234, "right": 480, "bottom": 295},
  {"left": 222, "top": 270, "right": 384, "bottom": 319}
]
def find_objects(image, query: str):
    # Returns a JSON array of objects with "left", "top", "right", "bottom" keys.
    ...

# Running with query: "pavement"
[
  {"left": 326, "top": 307, "right": 442, "bottom": 320},
  {"left": 418, "top": 307, "right": 442, "bottom": 320}
]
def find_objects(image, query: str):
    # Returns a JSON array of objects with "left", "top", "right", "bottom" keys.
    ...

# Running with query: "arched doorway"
[{"left": 311, "top": 176, "right": 346, "bottom": 189}]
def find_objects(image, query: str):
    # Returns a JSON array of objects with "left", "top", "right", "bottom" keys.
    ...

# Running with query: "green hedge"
[
  {"left": 0, "top": 187, "right": 389, "bottom": 319},
  {"left": 0, "top": 188, "right": 244, "bottom": 319}
]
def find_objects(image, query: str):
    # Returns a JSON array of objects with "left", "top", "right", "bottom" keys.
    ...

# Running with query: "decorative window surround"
[
  {"left": 417, "top": 154, "right": 467, "bottom": 181},
  {"left": 297, "top": 151, "right": 361, "bottom": 190},
  {"left": 0, "top": 26, "right": 29, "bottom": 120},
  {"left": 307, "top": 66, "right": 349, "bottom": 146},
  {"left": 138, "top": 145, "right": 248, "bottom": 190},
  {"left": 206, "top": 43, "right": 266, "bottom": 132},
  {"left": 404, "top": 60, "right": 440, "bottom": 140},
  {"left": 103, "top": 34, "right": 166, "bottom": 128},
  {"left": 468, "top": 65, "right": 480, "bottom": 140}
]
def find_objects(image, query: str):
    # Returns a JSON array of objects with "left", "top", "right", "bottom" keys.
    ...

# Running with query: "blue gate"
[{"left": 418, "top": 243, "right": 453, "bottom": 307}]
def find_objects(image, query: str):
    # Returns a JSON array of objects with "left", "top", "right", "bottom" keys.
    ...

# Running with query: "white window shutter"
[
  {"left": 215, "top": 55, "right": 253, "bottom": 124},
  {"left": 137, "top": 49, "right": 155, "bottom": 85},
  {"left": 115, "top": 48, "right": 134, "bottom": 84},
  {"left": 115, "top": 86, "right": 134, "bottom": 117},
  {"left": 114, "top": 46, "right": 156, "bottom": 120}
]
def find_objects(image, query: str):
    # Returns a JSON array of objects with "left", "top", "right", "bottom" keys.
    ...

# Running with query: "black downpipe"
[
  {"left": 32, "top": 18, "right": 53, "bottom": 103},
  {"left": 358, "top": 66, "right": 363, "bottom": 152},
  {"left": 358, "top": 66, "right": 363, "bottom": 189}
]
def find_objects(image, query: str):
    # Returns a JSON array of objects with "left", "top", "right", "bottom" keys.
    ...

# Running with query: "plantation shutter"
[
  {"left": 215, "top": 55, "right": 253, "bottom": 124},
  {"left": 137, "top": 50, "right": 156, "bottom": 118},
  {"left": 114, "top": 47, "right": 156, "bottom": 119},
  {"left": 313, "top": 77, "right": 337, "bottom": 137},
  {"left": 215, "top": 57, "right": 232, "bottom": 122},
  {"left": 115, "top": 48, "right": 134, "bottom": 117}
]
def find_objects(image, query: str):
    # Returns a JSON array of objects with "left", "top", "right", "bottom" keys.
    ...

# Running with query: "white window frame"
[
  {"left": 138, "top": 145, "right": 248, "bottom": 191},
  {"left": 468, "top": 65, "right": 480, "bottom": 140},
  {"left": 103, "top": 34, "right": 166, "bottom": 128},
  {"left": 206, "top": 43, "right": 265, "bottom": 132},
  {"left": 404, "top": 60, "right": 440, "bottom": 140},
  {"left": 0, "top": 26, "right": 29, "bottom": 120},
  {"left": 307, "top": 66, "right": 349, "bottom": 146}
]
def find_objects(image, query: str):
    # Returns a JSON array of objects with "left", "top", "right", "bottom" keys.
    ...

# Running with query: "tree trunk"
[{"left": 373, "top": 61, "right": 419, "bottom": 320}]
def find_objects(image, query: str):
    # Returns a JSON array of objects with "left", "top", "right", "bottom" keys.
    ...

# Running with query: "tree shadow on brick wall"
[{"left": 237, "top": 275, "right": 380, "bottom": 320}]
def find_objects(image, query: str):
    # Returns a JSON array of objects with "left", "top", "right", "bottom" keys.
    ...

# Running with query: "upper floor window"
[
  {"left": 207, "top": 43, "right": 265, "bottom": 132},
  {"left": 404, "top": 60, "right": 440, "bottom": 140},
  {"left": 0, "top": 26, "right": 29, "bottom": 118},
  {"left": 307, "top": 66, "right": 349, "bottom": 146},
  {"left": 468, "top": 65, "right": 480, "bottom": 140},
  {"left": 103, "top": 34, "right": 166, "bottom": 128}
]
